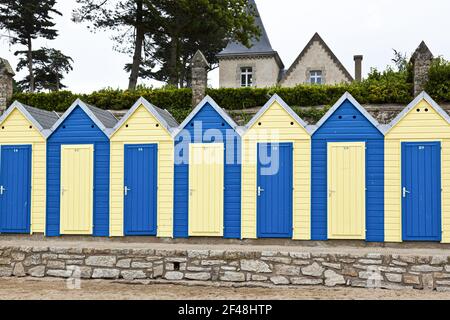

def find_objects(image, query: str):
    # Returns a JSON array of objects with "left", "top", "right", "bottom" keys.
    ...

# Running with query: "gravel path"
[{"left": 1, "top": 278, "right": 449, "bottom": 300}]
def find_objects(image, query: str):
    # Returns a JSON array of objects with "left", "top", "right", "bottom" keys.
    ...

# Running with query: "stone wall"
[
  {"left": 2, "top": 245, "right": 450, "bottom": 291},
  {"left": 0, "top": 58, "right": 14, "bottom": 114},
  {"left": 219, "top": 56, "right": 281, "bottom": 88}
]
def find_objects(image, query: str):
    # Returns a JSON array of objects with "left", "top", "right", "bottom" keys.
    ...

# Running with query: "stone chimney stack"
[
  {"left": 411, "top": 41, "right": 434, "bottom": 96},
  {"left": 0, "top": 58, "right": 15, "bottom": 115},
  {"left": 354, "top": 55, "right": 363, "bottom": 82},
  {"left": 191, "top": 50, "right": 210, "bottom": 107}
]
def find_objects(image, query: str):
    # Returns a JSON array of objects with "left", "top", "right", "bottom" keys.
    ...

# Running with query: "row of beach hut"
[{"left": 0, "top": 91, "right": 448, "bottom": 243}]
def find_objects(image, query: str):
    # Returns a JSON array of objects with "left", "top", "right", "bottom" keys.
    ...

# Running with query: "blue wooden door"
[
  {"left": 402, "top": 142, "right": 441, "bottom": 241},
  {"left": 124, "top": 144, "right": 158, "bottom": 236},
  {"left": 257, "top": 143, "right": 293, "bottom": 238},
  {"left": 0, "top": 145, "right": 32, "bottom": 234}
]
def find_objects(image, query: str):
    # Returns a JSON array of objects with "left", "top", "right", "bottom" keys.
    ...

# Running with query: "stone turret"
[
  {"left": 0, "top": 58, "right": 14, "bottom": 115},
  {"left": 191, "top": 50, "right": 210, "bottom": 107},
  {"left": 411, "top": 41, "right": 434, "bottom": 96}
]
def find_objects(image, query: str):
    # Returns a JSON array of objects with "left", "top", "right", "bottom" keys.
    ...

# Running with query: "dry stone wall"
[{"left": 2, "top": 245, "right": 450, "bottom": 291}]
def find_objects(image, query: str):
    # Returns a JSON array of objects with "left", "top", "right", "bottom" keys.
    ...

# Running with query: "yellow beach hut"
[
  {"left": 0, "top": 101, "right": 59, "bottom": 234},
  {"left": 109, "top": 97, "right": 178, "bottom": 237},
  {"left": 384, "top": 92, "right": 450, "bottom": 243},
  {"left": 241, "top": 94, "right": 312, "bottom": 239}
]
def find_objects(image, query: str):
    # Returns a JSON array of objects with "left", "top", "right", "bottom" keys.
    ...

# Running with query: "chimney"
[{"left": 354, "top": 55, "right": 363, "bottom": 82}]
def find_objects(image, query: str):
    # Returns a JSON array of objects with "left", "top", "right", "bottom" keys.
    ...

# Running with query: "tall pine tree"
[
  {"left": 15, "top": 48, "right": 73, "bottom": 92},
  {"left": 73, "top": 0, "right": 158, "bottom": 90},
  {"left": 0, "top": 0, "right": 62, "bottom": 92}
]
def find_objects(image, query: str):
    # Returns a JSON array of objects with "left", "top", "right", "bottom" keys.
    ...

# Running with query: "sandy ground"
[{"left": 0, "top": 278, "right": 450, "bottom": 300}]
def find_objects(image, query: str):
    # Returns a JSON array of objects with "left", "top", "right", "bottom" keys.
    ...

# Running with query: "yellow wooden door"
[
  {"left": 328, "top": 142, "right": 366, "bottom": 240},
  {"left": 189, "top": 144, "right": 224, "bottom": 237},
  {"left": 60, "top": 145, "right": 94, "bottom": 235}
]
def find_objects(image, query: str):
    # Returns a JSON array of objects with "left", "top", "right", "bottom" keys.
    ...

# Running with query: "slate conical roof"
[{"left": 217, "top": 0, "right": 284, "bottom": 68}]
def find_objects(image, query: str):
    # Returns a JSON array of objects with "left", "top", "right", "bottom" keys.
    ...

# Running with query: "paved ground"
[
  {"left": 1, "top": 278, "right": 449, "bottom": 300},
  {"left": 2, "top": 236, "right": 450, "bottom": 256}
]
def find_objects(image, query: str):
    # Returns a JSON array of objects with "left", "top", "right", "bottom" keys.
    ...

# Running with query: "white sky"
[{"left": 0, "top": 0, "right": 449, "bottom": 93}]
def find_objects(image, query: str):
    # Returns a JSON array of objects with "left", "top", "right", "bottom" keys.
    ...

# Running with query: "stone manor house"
[{"left": 217, "top": 0, "right": 363, "bottom": 88}]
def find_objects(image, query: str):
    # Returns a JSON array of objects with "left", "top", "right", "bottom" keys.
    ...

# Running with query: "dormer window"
[
  {"left": 309, "top": 70, "right": 323, "bottom": 84},
  {"left": 241, "top": 67, "right": 253, "bottom": 87}
]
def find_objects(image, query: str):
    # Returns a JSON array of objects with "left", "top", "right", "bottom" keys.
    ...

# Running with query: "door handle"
[
  {"left": 124, "top": 186, "right": 131, "bottom": 196},
  {"left": 329, "top": 190, "right": 336, "bottom": 198},
  {"left": 402, "top": 187, "right": 410, "bottom": 198},
  {"left": 61, "top": 187, "right": 67, "bottom": 197},
  {"left": 257, "top": 187, "right": 265, "bottom": 197},
  {"left": 0, "top": 186, "right": 5, "bottom": 195},
  {"left": 189, "top": 189, "right": 195, "bottom": 197}
]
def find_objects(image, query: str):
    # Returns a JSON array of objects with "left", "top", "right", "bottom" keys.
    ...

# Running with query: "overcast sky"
[{"left": 0, "top": 0, "right": 449, "bottom": 93}]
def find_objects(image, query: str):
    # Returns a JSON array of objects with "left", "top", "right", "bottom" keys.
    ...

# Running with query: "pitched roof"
[
  {"left": 174, "top": 96, "right": 241, "bottom": 137},
  {"left": 281, "top": 33, "right": 354, "bottom": 83},
  {"left": 111, "top": 97, "right": 179, "bottom": 136},
  {"left": 384, "top": 92, "right": 450, "bottom": 134},
  {"left": 217, "top": 0, "right": 284, "bottom": 69},
  {"left": 0, "top": 101, "right": 60, "bottom": 138},
  {"left": 310, "top": 92, "right": 384, "bottom": 135},
  {"left": 411, "top": 41, "right": 434, "bottom": 62},
  {"left": 0, "top": 57, "right": 14, "bottom": 76},
  {"left": 245, "top": 94, "right": 310, "bottom": 134},
  {"left": 50, "top": 99, "right": 119, "bottom": 137},
  {"left": 86, "top": 103, "right": 119, "bottom": 129}
]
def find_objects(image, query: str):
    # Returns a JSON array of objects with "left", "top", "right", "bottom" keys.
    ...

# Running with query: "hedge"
[{"left": 9, "top": 75, "right": 449, "bottom": 124}]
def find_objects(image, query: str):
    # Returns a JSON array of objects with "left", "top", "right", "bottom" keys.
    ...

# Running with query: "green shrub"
[
  {"left": 11, "top": 63, "right": 449, "bottom": 123},
  {"left": 426, "top": 57, "right": 450, "bottom": 102}
]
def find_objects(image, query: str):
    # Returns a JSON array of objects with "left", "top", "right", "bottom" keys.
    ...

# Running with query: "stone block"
[
  {"left": 92, "top": 268, "right": 120, "bottom": 279},
  {"left": 291, "top": 277, "right": 323, "bottom": 285},
  {"left": 301, "top": 263, "right": 325, "bottom": 277},
  {"left": 273, "top": 264, "right": 300, "bottom": 276},
  {"left": 121, "top": 270, "right": 147, "bottom": 280},
  {"left": 85, "top": 256, "right": 116, "bottom": 268},
  {"left": 165, "top": 271, "right": 184, "bottom": 280},
  {"left": 28, "top": 266, "right": 45, "bottom": 278},
  {"left": 241, "top": 260, "right": 271, "bottom": 273},
  {"left": 185, "top": 273, "right": 211, "bottom": 281},
  {"left": 220, "top": 272, "right": 245, "bottom": 282},
  {"left": 270, "top": 276, "right": 290, "bottom": 285},
  {"left": 324, "top": 270, "right": 345, "bottom": 287}
]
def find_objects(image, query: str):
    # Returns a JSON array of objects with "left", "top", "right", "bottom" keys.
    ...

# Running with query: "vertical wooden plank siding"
[
  {"left": 241, "top": 101, "right": 311, "bottom": 240},
  {"left": 110, "top": 105, "right": 174, "bottom": 237},
  {"left": 312, "top": 99, "right": 384, "bottom": 242},
  {"left": 174, "top": 102, "right": 241, "bottom": 238},
  {"left": 60, "top": 145, "right": 94, "bottom": 235},
  {"left": 327, "top": 142, "right": 366, "bottom": 240},
  {"left": 385, "top": 99, "right": 450, "bottom": 243},
  {"left": 188, "top": 144, "right": 224, "bottom": 237},
  {"left": 0, "top": 109, "right": 46, "bottom": 233},
  {"left": 46, "top": 106, "right": 111, "bottom": 237}
]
